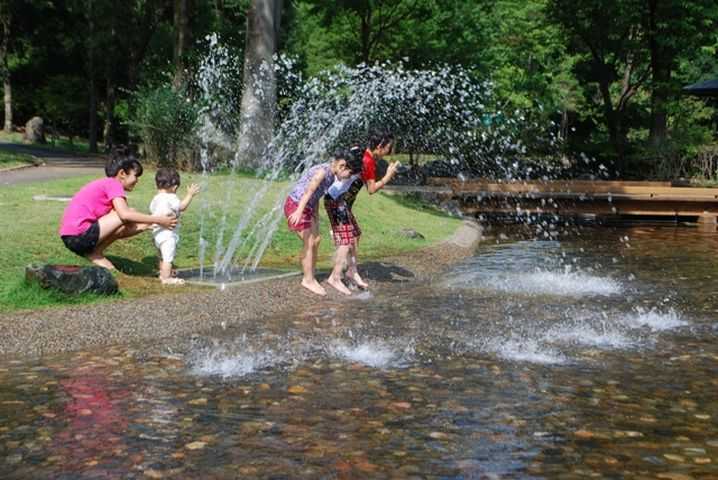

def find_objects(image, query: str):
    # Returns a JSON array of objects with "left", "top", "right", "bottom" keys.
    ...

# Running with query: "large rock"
[
  {"left": 26, "top": 264, "right": 118, "bottom": 295},
  {"left": 23, "top": 116, "right": 46, "bottom": 144},
  {"left": 397, "top": 228, "right": 425, "bottom": 240}
]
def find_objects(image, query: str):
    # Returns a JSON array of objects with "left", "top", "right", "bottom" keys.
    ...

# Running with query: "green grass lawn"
[
  {"left": 0, "top": 171, "right": 461, "bottom": 312},
  {"left": 0, "top": 131, "right": 93, "bottom": 155},
  {"left": 0, "top": 151, "right": 37, "bottom": 170}
]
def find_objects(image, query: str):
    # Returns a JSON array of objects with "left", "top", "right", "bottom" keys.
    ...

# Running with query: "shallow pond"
[{"left": 1, "top": 225, "right": 717, "bottom": 479}]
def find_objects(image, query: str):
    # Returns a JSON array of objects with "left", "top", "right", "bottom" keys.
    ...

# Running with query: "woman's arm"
[
  {"left": 288, "top": 169, "right": 326, "bottom": 225},
  {"left": 366, "top": 161, "right": 399, "bottom": 195},
  {"left": 112, "top": 197, "right": 177, "bottom": 229}
]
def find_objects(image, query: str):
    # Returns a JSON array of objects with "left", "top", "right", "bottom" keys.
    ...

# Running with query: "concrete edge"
[
  {"left": 443, "top": 218, "right": 483, "bottom": 250},
  {"left": 181, "top": 270, "right": 301, "bottom": 288},
  {"left": 0, "top": 155, "right": 44, "bottom": 173}
]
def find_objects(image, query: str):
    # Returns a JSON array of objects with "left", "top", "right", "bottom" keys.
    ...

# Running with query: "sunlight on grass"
[{"left": 0, "top": 170, "right": 461, "bottom": 311}]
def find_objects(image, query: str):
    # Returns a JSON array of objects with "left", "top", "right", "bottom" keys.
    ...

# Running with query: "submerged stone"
[{"left": 25, "top": 264, "right": 118, "bottom": 295}]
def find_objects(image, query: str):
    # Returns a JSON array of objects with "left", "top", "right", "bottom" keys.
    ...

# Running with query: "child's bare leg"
[
  {"left": 158, "top": 239, "right": 184, "bottom": 285},
  {"left": 346, "top": 243, "right": 368, "bottom": 288},
  {"left": 297, "top": 228, "right": 326, "bottom": 296},
  {"left": 328, "top": 245, "right": 351, "bottom": 295},
  {"left": 310, "top": 221, "right": 321, "bottom": 277},
  {"left": 159, "top": 260, "right": 173, "bottom": 280}
]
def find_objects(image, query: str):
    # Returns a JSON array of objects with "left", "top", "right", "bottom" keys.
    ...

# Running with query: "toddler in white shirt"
[{"left": 149, "top": 167, "right": 200, "bottom": 285}]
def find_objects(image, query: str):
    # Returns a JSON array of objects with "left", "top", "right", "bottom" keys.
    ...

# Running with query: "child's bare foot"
[
  {"left": 327, "top": 276, "right": 352, "bottom": 295},
  {"left": 87, "top": 254, "right": 116, "bottom": 270},
  {"left": 161, "top": 277, "right": 185, "bottom": 285},
  {"left": 348, "top": 271, "right": 368, "bottom": 289},
  {"left": 301, "top": 278, "right": 327, "bottom": 296}
]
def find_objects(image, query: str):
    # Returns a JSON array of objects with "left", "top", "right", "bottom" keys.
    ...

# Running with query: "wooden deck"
[{"left": 387, "top": 178, "right": 718, "bottom": 227}]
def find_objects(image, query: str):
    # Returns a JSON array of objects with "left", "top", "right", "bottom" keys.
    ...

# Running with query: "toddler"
[{"left": 149, "top": 167, "right": 200, "bottom": 285}]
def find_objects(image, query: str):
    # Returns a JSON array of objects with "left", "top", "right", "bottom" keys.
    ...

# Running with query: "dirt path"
[{"left": 0, "top": 142, "right": 105, "bottom": 186}]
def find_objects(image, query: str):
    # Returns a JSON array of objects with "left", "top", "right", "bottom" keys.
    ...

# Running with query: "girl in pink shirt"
[{"left": 59, "top": 148, "right": 177, "bottom": 270}]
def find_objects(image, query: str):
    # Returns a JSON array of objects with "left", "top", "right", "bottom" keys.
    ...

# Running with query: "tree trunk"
[
  {"left": 4, "top": 76, "right": 10, "bottom": 132},
  {"left": 597, "top": 77, "right": 625, "bottom": 171},
  {"left": 237, "top": 0, "right": 283, "bottom": 169},
  {"left": 360, "top": 9, "right": 372, "bottom": 64},
  {"left": 647, "top": 0, "right": 670, "bottom": 147},
  {"left": 87, "top": 0, "right": 98, "bottom": 153},
  {"left": 104, "top": 77, "right": 116, "bottom": 150},
  {"left": 103, "top": 5, "right": 117, "bottom": 150},
  {"left": 0, "top": 0, "right": 11, "bottom": 133},
  {"left": 173, "top": 0, "right": 191, "bottom": 89}
]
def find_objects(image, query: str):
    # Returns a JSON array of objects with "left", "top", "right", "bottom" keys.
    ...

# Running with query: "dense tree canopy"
[{"left": 2, "top": 0, "right": 716, "bottom": 178}]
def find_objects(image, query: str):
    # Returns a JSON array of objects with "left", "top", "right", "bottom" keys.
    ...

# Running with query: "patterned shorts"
[{"left": 324, "top": 196, "right": 361, "bottom": 246}]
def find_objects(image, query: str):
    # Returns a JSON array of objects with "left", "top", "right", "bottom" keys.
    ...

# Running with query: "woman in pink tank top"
[{"left": 59, "top": 147, "right": 177, "bottom": 270}]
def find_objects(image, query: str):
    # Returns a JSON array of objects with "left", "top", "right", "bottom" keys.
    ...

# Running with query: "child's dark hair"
[
  {"left": 368, "top": 132, "right": 394, "bottom": 150},
  {"left": 105, "top": 145, "right": 143, "bottom": 178},
  {"left": 335, "top": 148, "right": 363, "bottom": 174},
  {"left": 155, "top": 167, "right": 181, "bottom": 189}
]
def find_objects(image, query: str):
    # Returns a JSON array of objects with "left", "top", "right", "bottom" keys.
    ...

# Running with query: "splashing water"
[
  {"left": 189, "top": 347, "right": 280, "bottom": 379},
  {"left": 619, "top": 307, "right": 688, "bottom": 331},
  {"left": 327, "top": 339, "right": 414, "bottom": 369},
  {"left": 478, "top": 337, "right": 568, "bottom": 365},
  {"left": 192, "top": 36, "right": 560, "bottom": 278},
  {"left": 444, "top": 241, "right": 622, "bottom": 297},
  {"left": 546, "top": 321, "right": 636, "bottom": 349},
  {"left": 482, "top": 270, "right": 622, "bottom": 297}
]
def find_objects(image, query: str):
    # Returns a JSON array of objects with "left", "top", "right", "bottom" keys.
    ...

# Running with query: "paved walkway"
[{"left": 0, "top": 142, "right": 105, "bottom": 186}]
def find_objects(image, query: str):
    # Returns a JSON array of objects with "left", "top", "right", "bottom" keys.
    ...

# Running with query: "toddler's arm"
[{"left": 180, "top": 183, "right": 200, "bottom": 211}]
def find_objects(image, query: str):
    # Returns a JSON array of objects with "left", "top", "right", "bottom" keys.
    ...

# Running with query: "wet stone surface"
[{"left": 1, "top": 225, "right": 718, "bottom": 478}]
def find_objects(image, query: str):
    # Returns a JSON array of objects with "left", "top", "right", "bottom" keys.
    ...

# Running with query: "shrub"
[{"left": 127, "top": 84, "right": 199, "bottom": 168}]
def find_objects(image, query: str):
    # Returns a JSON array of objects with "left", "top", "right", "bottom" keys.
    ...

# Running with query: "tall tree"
[
  {"left": 548, "top": 0, "right": 650, "bottom": 168},
  {"left": 173, "top": 0, "right": 192, "bottom": 88},
  {"left": 0, "top": 0, "right": 11, "bottom": 132},
  {"left": 308, "top": 0, "right": 432, "bottom": 64},
  {"left": 126, "top": 1, "right": 170, "bottom": 89},
  {"left": 644, "top": 0, "right": 718, "bottom": 147},
  {"left": 86, "top": 0, "right": 98, "bottom": 152},
  {"left": 238, "top": 0, "right": 282, "bottom": 168}
]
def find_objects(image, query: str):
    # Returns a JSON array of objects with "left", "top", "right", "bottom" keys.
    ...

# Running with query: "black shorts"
[{"left": 61, "top": 221, "right": 100, "bottom": 256}]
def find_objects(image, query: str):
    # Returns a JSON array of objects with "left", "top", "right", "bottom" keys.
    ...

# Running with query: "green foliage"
[
  {"left": 127, "top": 83, "right": 199, "bottom": 167},
  {"left": 5, "top": 0, "right": 717, "bottom": 179},
  {"left": 33, "top": 74, "right": 88, "bottom": 134}
]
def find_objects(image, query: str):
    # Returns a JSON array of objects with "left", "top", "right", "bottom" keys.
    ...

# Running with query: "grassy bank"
[
  {"left": 0, "top": 151, "right": 37, "bottom": 170},
  {"left": 0, "top": 131, "right": 92, "bottom": 155},
  {"left": 0, "top": 171, "right": 461, "bottom": 312}
]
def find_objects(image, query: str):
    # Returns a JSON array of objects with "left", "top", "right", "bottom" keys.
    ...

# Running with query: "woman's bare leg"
[{"left": 86, "top": 211, "right": 151, "bottom": 269}]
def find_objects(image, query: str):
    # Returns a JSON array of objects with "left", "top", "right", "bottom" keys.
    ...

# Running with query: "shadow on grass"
[{"left": 107, "top": 255, "right": 157, "bottom": 277}]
